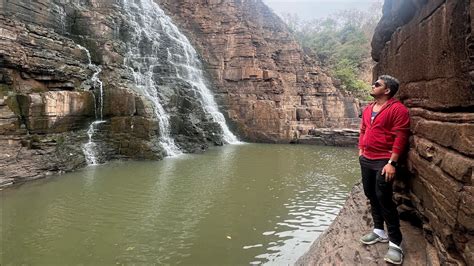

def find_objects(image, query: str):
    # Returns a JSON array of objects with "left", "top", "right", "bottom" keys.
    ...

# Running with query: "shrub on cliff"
[{"left": 281, "top": 2, "right": 382, "bottom": 100}]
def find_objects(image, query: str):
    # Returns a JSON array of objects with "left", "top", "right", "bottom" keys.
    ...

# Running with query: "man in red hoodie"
[{"left": 358, "top": 75, "right": 410, "bottom": 265}]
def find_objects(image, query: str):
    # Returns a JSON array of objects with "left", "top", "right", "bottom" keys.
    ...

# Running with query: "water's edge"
[
  {"left": 295, "top": 184, "right": 432, "bottom": 265},
  {"left": 1, "top": 140, "right": 358, "bottom": 190}
]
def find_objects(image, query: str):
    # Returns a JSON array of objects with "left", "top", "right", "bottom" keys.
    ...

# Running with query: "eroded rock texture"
[
  {"left": 0, "top": 0, "right": 224, "bottom": 185},
  {"left": 298, "top": 1, "right": 473, "bottom": 264},
  {"left": 157, "top": 0, "right": 360, "bottom": 142},
  {"left": 0, "top": 0, "right": 359, "bottom": 186},
  {"left": 373, "top": 0, "right": 474, "bottom": 264}
]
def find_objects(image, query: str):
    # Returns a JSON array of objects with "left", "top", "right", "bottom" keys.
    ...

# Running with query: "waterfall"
[
  {"left": 78, "top": 44, "right": 105, "bottom": 165},
  {"left": 122, "top": 0, "right": 239, "bottom": 157},
  {"left": 122, "top": 1, "right": 181, "bottom": 157},
  {"left": 91, "top": 70, "right": 104, "bottom": 120},
  {"left": 157, "top": 10, "right": 240, "bottom": 144},
  {"left": 82, "top": 121, "right": 105, "bottom": 165}
]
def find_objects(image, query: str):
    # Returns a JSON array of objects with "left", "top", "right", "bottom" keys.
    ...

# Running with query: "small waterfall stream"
[
  {"left": 78, "top": 45, "right": 105, "bottom": 165},
  {"left": 122, "top": 0, "right": 239, "bottom": 157}
]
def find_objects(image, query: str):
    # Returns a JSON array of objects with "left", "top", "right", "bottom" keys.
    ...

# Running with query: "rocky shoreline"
[
  {"left": 0, "top": 132, "right": 98, "bottom": 189},
  {"left": 0, "top": 135, "right": 358, "bottom": 189},
  {"left": 297, "top": 128, "right": 359, "bottom": 147},
  {"left": 296, "top": 184, "right": 437, "bottom": 265}
]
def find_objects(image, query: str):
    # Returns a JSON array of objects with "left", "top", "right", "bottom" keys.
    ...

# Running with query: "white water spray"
[
  {"left": 78, "top": 44, "right": 106, "bottom": 165},
  {"left": 162, "top": 22, "right": 240, "bottom": 144},
  {"left": 122, "top": 0, "right": 239, "bottom": 157}
]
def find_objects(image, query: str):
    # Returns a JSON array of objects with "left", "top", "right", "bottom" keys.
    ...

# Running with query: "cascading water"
[
  {"left": 158, "top": 13, "right": 239, "bottom": 145},
  {"left": 121, "top": 0, "right": 239, "bottom": 157},
  {"left": 78, "top": 44, "right": 105, "bottom": 165},
  {"left": 122, "top": 1, "right": 181, "bottom": 157}
]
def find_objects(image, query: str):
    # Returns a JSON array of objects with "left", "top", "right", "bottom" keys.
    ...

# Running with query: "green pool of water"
[{"left": 1, "top": 144, "right": 359, "bottom": 265}]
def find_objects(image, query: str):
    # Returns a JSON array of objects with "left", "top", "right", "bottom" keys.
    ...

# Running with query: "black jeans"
[{"left": 359, "top": 155, "right": 402, "bottom": 246}]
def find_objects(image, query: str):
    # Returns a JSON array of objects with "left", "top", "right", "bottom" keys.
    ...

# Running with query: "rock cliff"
[
  {"left": 0, "top": 0, "right": 226, "bottom": 185},
  {"left": 0, "top": 0, "right": 359, "bottom": 186},
  {"left": 373, "top": 0, "right": 473, "bottom": 263},
  {"left": 156, "top": 0, "right": 360, "bottom": 142},
  {"left": 300, "top": 0, "right": 473, "bottom": 264}
]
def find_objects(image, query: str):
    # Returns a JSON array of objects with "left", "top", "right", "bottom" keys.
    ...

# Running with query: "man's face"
[{"left": 370, "top": 79, "right": 388, "bottom": 98}]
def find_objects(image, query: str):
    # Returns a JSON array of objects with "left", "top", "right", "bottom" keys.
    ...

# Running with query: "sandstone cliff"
[
  {"left": 157, "top": 0, "right": 360, "bottom": 142},
  {"left": 299, "top": 0, "right": 473, "bottom": 264},
  {"left": 373, "top": 0, "right": 473, "bottom": 263},
  {"left": 0, "top": 0, "right": 360, "bottom": 186},
  {"left": 0, "top": 0, "right": 226, "bottom": 185}
]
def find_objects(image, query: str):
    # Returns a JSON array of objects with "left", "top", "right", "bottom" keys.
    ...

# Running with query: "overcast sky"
[{"left": 262, "top": 0, "right": 380, "bottom": 20}]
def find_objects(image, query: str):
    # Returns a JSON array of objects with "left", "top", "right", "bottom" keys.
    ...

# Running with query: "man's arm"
[
  {"left": 389, "top": 153, "right": 400, "bottom": 164},
  {"left": 391, "top": 106, "right": 410, "bottom": 156},
  {"left": 358, "top": 110, "right": 366, "bottom": 156},
  {"left": 382, "top": 106, "right": 410, "bottom": 181}
]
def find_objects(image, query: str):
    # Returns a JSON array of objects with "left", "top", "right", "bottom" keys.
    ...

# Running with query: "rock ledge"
[{"left": 296, "top": 184, "right": 437, "bottom": 265}]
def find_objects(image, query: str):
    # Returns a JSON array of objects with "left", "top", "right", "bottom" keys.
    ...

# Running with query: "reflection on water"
[{"left": 0, "top": 144, "right": 359, "bottom": 265}]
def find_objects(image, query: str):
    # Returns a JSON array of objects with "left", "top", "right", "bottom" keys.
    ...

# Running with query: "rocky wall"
[
  {"left": 157, "top": 0, "right": 361, "bottom": 143},
  {"left": 1, "top": 0, "right": 362, "bottom": 186},
  {"left": 0, "top": 0, "right": 225, "bottom": 186},
  {"left": 372, "top": 0, "right": 474, "bottom": 263}
]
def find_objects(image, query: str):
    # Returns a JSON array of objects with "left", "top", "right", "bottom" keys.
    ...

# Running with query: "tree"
[{"left": 280, "top": 1, "right": 383, "bottom": 100}]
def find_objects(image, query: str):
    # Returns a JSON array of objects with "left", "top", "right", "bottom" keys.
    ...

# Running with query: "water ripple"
[{"left": 1, "top": 144, "right": 359, "bottom": 265}]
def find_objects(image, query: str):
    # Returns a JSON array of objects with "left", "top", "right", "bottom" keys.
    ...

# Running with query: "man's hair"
[{"left": 378, "top": 75, "right": 400, "bottom": 97}]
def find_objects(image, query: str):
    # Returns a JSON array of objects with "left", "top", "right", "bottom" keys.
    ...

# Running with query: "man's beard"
[{"left": 370, "top": 92, "right": 377, "bottom": 98}]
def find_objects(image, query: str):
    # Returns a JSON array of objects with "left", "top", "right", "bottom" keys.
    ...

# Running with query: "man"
[{"left": 358, "top": 75, "right": 410, "bottom": 265}]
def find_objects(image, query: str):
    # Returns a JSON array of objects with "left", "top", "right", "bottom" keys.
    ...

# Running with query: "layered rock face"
[
  {"left": 157, "top": 0, "right": 360, "bottom": 142},
  {"left": 0, "top": 0, "right": 228, "bottom": 185},
  {"left": 371, "top": 0, "right": 474, "bottom": 263},
  {"left": 0, "top": 0, "right": 358, "bottom": 185},
  {"left": 1, "top": 0, "right": 360, "bottom": 185}
]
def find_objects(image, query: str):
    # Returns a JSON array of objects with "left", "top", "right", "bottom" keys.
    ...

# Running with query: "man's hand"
[
  {"left": 381, "top": 164, "right": 396, "bottom": 182},
  {"left": 359, "top": 149, "right": 364, "bottom": 156}
]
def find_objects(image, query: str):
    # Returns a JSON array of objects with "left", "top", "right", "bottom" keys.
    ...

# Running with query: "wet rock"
[
  {"left": 103, "top": 87, "right": 137, "bottom": 117},
  {"left": 0, "top": 0, "right": 228, "bottom": 184},
  {"left": 298, "top": 128, "right": 359, "bottom": 147},
  {"left": 1, "top": 0, "right": 359, "bottom": 187}
]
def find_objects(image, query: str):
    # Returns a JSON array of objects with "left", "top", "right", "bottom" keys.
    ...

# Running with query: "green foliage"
[
  {"left": 281, "top": 2, "right": 382, "bottom": 99},
  {"left": 333, "top": 58, "right": 367, "bottom": 97}
]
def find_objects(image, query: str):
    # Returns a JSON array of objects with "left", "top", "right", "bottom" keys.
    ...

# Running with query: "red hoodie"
[{"left": 359, "top": 98, "right": 410, "bottom": 160}]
